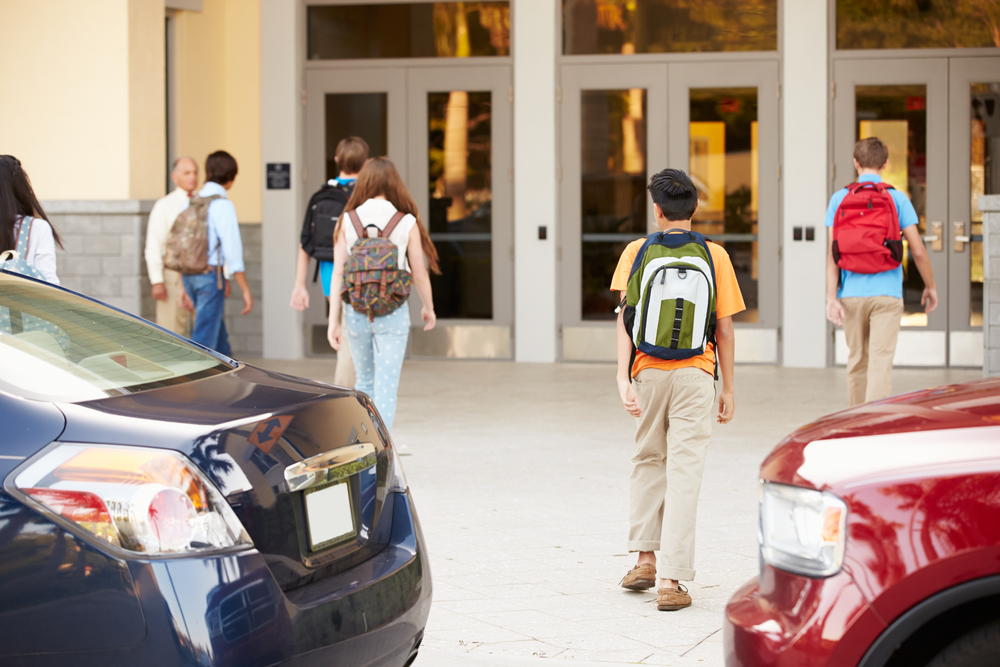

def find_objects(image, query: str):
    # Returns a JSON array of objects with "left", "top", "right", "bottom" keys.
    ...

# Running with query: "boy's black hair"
[{"left": 648, "top": 168, "right": 698, "bottom": 221}]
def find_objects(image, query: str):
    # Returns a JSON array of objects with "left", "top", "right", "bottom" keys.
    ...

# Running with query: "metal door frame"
[
  {"left": 832, "top": 58, "right": 949, "bottom": 366},
  {"left": 405, "top": 66, "right": 514, "bottom": 358},
  {"left": 667, "top": 60, "right": 782, "bottom": 363},
  {"left": 947, "top": 57, "right": 1000, "bottom": 368},
  {"left": 558, "top": 63, "right": 669, "bottom": 361}
]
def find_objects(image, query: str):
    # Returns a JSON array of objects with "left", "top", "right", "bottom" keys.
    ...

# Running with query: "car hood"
[{"left": 760, "top": 378, "right": 1000, "bottom": 491}]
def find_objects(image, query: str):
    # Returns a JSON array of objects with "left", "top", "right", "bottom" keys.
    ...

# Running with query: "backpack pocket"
[{"left": 639, "top": 265, "right": 711, "bottom": 352}]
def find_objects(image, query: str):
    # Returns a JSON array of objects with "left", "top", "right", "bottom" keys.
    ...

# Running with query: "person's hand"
[
  {"left": 618, "top": 378, "right": 641, "bottom": 417},
  {"left": 922, "top": 286, "right": 938, "bottom": 314},
  {"left": 327, "top": 321, "right": 342, "bottom": 350},
  {"left": 826, "top": 297, "right": 844, "bottom": 326},
  {"left": 421, "top": 305, "right": 436, "bottom": 331},
  {"left": 290, "top": 285, "right": 310, "bottom": 312},
  {"left": 240, "top": 290, "right": 253, "bottom": 316},
  {"left": 151, "top": 283, "right": 168, "bottom": 301},
  {"left": 179, "top": 290, "right": 194, "bottom": 312},
  {"left": 717, "top": 389, "right": 735, "bottom": 424},
  {"left": 225, "top": 279, "right": 232, "bottom": 298}
]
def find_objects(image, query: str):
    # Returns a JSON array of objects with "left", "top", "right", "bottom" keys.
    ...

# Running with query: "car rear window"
[{"left": 0, "top": 273, "right": 233, "bottom": 402}]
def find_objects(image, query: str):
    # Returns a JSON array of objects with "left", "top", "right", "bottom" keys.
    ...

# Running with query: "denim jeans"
[
  {"left": 182, "top": 272, "right": 231, "bottom": 357},
  {"left": 344, "top": 303, "right": 410, "bottom": 431}
]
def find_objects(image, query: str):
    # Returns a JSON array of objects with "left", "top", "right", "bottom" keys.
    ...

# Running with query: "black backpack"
[{"left": 300, "top": 181, "right": 354, "bottom": 269}]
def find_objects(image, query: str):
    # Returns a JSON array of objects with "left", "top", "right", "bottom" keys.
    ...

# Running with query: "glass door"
[
  {"left": 406, "top": 66, "right": 513, "bottom": 358},
  {"left": 833, "top": 58, "right": 950, "bottom": 366},
  {"left": 559, "top": 64, "right": 668, "bottom": 361},
  {"left": 668, "top": 61, "right": 780, "bottom": 363},
  {"left": 948, "top": 57, "right": 1000, "bottom": 368},
  {"left": 303, "top": 67, "right": 407, "bottom": 355}
]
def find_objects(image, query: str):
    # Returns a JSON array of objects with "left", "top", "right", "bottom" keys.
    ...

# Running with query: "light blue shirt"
[
  {"left": 199, "top": 181, "right": 245, "bottom": 274},
  {"left": 824, "top": 174, "right": 918, "bottom": 299}
]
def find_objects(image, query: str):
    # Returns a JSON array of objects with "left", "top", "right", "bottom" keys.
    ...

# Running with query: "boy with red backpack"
[{"left": 825, "top": 137, "right": 938, "bottom": 406}]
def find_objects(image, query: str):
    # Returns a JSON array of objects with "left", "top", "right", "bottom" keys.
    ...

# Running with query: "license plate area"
[{"left": 303, "top": 481, "right": 356, "bottom": 551}]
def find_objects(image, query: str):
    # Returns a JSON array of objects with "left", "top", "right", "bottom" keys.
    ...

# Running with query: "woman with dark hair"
[
  {"left": 326, "top": 157, "right": 440, "bottom": 431},
  {"left": 0, "top": 155, "right": 62, "bottom": 284}
]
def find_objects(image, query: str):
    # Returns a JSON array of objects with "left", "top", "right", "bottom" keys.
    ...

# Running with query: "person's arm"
[
  {"left": 144, "top": 201, "right": 167, "bottom": 299},
  {"left": 615, "top": 294, "right": 641, "bottom": 418},
  {"left": 290, "top": 245, "right": 312, "bottom": 311},
  {"left": 826, "top": 231, "right": 844, "bottom": 326},
  {"left": 29, "top": 219, "right": 60, "bottom": 285},
  {"left": 231, "top": 271, "right": 253, "bottom": 315},
  {"left": 901, "top": 225, "right": 938, "bottom": 313},
  {"left": 406, "top": 224, "right": 436, "bottom": 331},
  {"left": 326, "top": 228, "right": 350, "bottom": 349},
  {"left": 213, "top": 201, "right": 250, "bottom": 314},
  {"left": 715, "top": 315, "right": 735, "bottom": 424}
]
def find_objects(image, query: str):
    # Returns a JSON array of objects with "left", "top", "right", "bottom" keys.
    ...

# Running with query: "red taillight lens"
[{"left": 24, "top": 488, "right": 120, "bottom": 548}]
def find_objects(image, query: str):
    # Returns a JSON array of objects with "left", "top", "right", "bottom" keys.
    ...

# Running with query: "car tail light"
[
  {"left": 759, "top": 481, "right": 848, "bottom": 578},
  {"left": 11, "top": 444, "right": 252, "bottom": 556}
]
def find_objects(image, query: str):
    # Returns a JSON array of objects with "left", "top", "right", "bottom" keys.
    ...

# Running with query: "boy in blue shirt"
[{"left": 825, "top": 137, "right": 938, "bottom": 405}]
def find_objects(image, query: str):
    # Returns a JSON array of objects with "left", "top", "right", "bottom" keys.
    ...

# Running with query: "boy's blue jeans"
[{"left": 182, "top": 272, "right": 231, "bottom": 357}]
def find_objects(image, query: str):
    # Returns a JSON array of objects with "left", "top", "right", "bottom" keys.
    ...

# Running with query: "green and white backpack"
[{"left": 619, "top": 229, "right": 718, "bottom": 380}]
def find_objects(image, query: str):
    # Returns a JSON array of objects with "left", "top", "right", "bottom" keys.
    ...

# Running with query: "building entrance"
[
  {"left": 303, "top": 64, "right": 513, "bottom": 359},
  {"left": 833, "top": 56, "right": 1000, "bottom": 368},
  {"left": 559, "top": 61, "right": 780, "bottom": 363}
]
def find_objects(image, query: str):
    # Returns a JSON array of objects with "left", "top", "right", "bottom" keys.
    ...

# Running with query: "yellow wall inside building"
[
  {"left": 174, "top": 0, "right": 262, "bottom": 222},
  {"left": 0, "top": 0, "right": 165, "bottom": 201}
]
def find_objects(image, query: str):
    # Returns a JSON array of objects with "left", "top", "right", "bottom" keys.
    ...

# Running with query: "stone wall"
[
  {"left": 45, "top": 200, "right": 263, "bottom": 359},
  {"left": 983, "top": 195, "right": 1000, "bottom": 377}
]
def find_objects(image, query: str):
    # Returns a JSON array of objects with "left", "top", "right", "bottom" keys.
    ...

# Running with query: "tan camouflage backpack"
[{"left": 163, "top": 194, "right": 221, "bottom": 275}]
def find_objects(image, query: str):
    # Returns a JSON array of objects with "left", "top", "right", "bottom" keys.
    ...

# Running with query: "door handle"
[
  {"left": 953, "top": 221, "right": 970, "bottom": 251},
  {"left": 924, "top": 221, "right": 944, "bottom": 252}
]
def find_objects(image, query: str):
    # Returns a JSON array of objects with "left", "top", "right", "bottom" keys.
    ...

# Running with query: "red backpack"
[{"left": 832, "top": 181, "right": 903, "bottom": 274}]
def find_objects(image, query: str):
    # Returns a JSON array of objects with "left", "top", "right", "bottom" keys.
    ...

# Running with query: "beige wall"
[
  {"left": 174, "top": 0, "right": 262, "bottom": 222},
  {"left": 0, "top": 0, "right": 164, "bottom": 201}
]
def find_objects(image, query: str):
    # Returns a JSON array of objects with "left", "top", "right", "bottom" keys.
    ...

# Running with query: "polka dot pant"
[{"left": 344, "top": 304, "right": 411, "bottom": 432}]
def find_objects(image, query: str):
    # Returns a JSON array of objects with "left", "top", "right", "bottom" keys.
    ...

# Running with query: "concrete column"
[
  {"left": 512, "top": 0, "right": 558, "bottom": 362},
  {"left": 982, "top": 195, "right": 1000, "bottom": 376},
  {"left": 260, "top": 0, "right": 303, "bottom": 359},
  {"left": 780, "top": 0, "right": 829, "bottom": 367}
]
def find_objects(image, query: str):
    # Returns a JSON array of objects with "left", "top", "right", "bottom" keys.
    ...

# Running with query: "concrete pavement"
[{"left": 251, "top": 359, "right": 981, "bottom": 666}]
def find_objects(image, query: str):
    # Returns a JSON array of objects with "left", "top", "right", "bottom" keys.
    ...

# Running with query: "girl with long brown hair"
[
  {"left": 327, "top": 157, "right": 440, "bottom": 431},
  {"left": 0, "top": 155, "right": 63, "bottom": 284}
]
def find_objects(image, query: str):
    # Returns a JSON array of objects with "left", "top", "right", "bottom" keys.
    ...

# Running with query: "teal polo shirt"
[{"left": 824, "top": 174, "right": 919, "bottom": 299}]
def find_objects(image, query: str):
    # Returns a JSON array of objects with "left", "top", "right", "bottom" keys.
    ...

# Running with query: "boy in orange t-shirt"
[{"left": 612, "top": 168, "right": 744, "bottom": 611}]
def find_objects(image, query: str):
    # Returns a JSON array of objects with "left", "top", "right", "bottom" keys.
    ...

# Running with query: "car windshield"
[{"left": 0, "top": 272, "right": 233, "bottom": 402}]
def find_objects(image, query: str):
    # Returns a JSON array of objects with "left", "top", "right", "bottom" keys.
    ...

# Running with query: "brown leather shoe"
[
  {"left": 619, "top": 563, "right": 656, "bottom": 590},
  {"left": 656, "top": 584, "right": 691, "bottom": 611}
]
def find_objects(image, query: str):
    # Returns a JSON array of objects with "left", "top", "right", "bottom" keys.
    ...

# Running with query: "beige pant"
[
  {"left": 628, "top": 366, "right": 715, "bottom": 582},
  {"left": 333, "top": 304, "right": 356, "bottom": 387},
  {"left": 156, "top": 268, "right": 191, "bottom": 336},
  {"left": 841, "top": 296, "right": 904, "bottom": 406}
]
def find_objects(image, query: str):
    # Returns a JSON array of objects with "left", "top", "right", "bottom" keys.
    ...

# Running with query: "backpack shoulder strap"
[
  {"left": 380, "top": 211, "right": 407, "bottom": 239},
  {"left": 346, "top": 210, "right": 365, "bottom": 239},
  {"left": 16, "top": 217, "right": 32, "bottom": 255}
]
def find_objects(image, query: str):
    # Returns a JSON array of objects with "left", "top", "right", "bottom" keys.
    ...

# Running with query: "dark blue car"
[{"left": 0, "top": 270, "right": 431, "bottom": 666}]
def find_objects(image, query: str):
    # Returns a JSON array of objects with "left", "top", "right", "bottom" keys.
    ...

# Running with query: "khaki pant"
[
  {"left": 156, "top": 268, "right": 191, "bottom": 336},
  {"left": 333, "top": 304, "right": 356, "bottom": 387},
  {"left": 841, "top": 296, "right": 904, "bottom": 406},
  {"left": 628, "top": 366, "right": 715, "bottom": 582}
]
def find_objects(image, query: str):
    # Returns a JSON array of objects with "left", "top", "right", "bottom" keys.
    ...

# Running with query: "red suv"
[{"left": 725, "top": 379, "right": 1000, "bottom": 667}]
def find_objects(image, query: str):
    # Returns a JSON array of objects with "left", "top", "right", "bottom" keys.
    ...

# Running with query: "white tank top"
[{"left": 344, "top": 199, "right": 417, "bottom": 272}]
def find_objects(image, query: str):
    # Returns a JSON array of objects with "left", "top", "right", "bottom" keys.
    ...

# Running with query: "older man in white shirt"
[{"left": 145, "top": 157, "right": 198, "bottom": 334}]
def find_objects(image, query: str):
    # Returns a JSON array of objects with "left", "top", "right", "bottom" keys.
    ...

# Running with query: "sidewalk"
[{"left": 252, "top": 359, "right": 981, "bottom": 666}]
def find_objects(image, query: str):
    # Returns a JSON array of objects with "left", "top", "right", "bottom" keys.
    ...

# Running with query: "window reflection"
[
  {"left": 971, "top": 83, "right": 999, "bottom": 327},
  {"left": 428, "top": 91, "right": 493, "bottom": 319},
  {"left": 855, "top": 85, "right": 928, "bottom": 326},
  {"left": 689, "top": 88, "right": 759, "bottom": 323},
  {"left": 837, "top": 0, "right": 1000, "bottom": 50},
  {"left": 581, "top": 89, "right": 647, "bottom": 321},
  {"left": 308, "top": 3, "right": 510, "bottom": 60},
  {"left": 563, "top": 0, "right": 777, "bottom": 55}
]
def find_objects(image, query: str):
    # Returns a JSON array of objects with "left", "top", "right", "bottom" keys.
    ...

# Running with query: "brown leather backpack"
[{"left": 163, "top": 194, "right": 221, "bottom": 276}]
